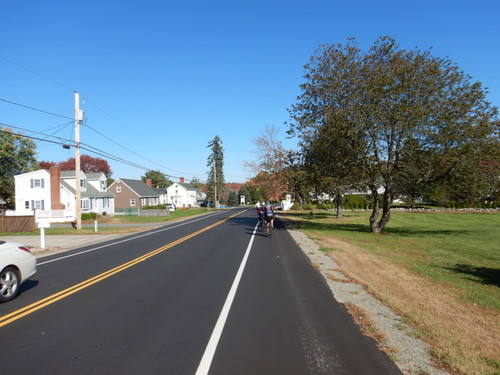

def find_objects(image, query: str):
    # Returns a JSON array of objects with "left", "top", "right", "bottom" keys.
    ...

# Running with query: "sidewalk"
[{"left": 1, "top": 232, "right": 133, "bottom": 258}]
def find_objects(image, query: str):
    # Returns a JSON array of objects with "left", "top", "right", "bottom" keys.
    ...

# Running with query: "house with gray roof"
[
  {"left": 108, "top": 178, "right": 160, "bottom": 212},
  {"left": 60, "top": 170, "right": 115, "bottom": 215},
  {"left": 166, "top": 178, "right": 198, "bottom": 208}
]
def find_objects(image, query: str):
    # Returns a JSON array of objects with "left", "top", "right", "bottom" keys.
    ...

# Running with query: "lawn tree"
[
  {"left": 206, "top": 135, "right": 225, "bottom": 208},
  {"left": 288, "top": 36, "right": 499, "bottom": 233},
  {"left": 304, "top": 114, "right": 367, "bottom": 218},
  {"left": 0, "top": 127, "right": 37, "bottom": 208},
  {"left": 141, "top": 170, "right": 172, "bottom": 188}
]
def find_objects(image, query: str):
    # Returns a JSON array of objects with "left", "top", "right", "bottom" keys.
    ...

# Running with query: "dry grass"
[
  {"left": 315, "top": 234, "right": 500, "bottom": 375},
  {"left": 343, "top": 302, "right": 398, "bottom": 354}
]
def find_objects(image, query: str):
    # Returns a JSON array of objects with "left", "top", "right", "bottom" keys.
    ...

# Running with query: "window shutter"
[
  {"left": 41, "top": 178, "right": 45, "bottom": 188},
  {"left": 31, "top": 200, "right": 34, "bottom": 209},
  {"left": 30, "top": 179, "right": 34, "bottom": 188},
  {"left": 41, "top": 200, "right": 45, "bottom": 210}
]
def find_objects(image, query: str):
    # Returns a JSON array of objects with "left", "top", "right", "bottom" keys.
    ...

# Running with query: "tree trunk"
[
  {"left": 370, "top": 186, "right": 392, "bottom": 233},
  {"left": 369, "top": 186, "right": 380, "bottom": 232},
  {"left": 335, "top": 193, "right": 343, "bottom": 219}
]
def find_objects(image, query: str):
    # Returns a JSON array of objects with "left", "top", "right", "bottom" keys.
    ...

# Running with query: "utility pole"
[
  {"left": 213, "top": 161, "right": 217, "bottom": 209},
  {"left": 74, "top": 91, "right": 83, "bottom": 230}
]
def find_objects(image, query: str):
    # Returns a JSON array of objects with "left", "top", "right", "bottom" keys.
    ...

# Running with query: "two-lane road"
[{"left": 0, "top": 208, "right": 401, "bottom": 374}]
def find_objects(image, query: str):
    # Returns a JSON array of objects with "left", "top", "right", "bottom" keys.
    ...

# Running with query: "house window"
[
  {"left": 130, "top": 199, "right": 136, "bottom": 206},
  {"left": 141, "top": 198, "right": 147, "bottom": 206},
  {"left": 81, "top": 199, "right": 90, "bottom": 210},
  {"left": 80, "top": 179, "right": 86, "bottom": 189},
  {"left": 103, "top": 198, "right": 109, "bottom": 207},
  {"left": 33, "top": 200, "right": 45, "bottom": 210},
  {"left": 101, "top": 180, "right": 107, "bottom": 190},
  {"left": 25, "top": 201, "right": 29, "bottom": 209},
  {"left": 116, "top": 186, "right": 122, "bottom": 193},
  {"left": 30, "top": 178, "right": 45, "bottom": 188}
]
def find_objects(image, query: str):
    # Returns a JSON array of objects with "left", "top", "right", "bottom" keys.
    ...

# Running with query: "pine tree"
[{"left": 206, "top": 135, "right": 225, "bottom": 208}]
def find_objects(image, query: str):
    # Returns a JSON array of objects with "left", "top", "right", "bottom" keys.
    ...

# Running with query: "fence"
[
  {"left": 114, "top": 208, "right": 171, "bottom": 216},
  {"left": 0, "top": 214, "right": 36, "bottom": 232}
]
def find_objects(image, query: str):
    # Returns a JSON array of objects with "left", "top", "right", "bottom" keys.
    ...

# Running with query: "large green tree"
[
  {"left": 0, "top": 127, "right": 37, "bottom": 208},
  {"left": 289, "top": 36, "right": 499, "bottom": 233},
  {"left": 206, "top": 135, "right": 225, "bottom": 207},
  {"left": 141, "top": 170, "right": 172, "bottom": 188}
]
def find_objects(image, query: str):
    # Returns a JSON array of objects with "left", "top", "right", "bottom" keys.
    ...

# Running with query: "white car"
[
  {"left": 0, "top": 241, "right": 37, "bottom": 302},
  {"left": 166, "top": 203, "right": 176, "bottom": 211}
]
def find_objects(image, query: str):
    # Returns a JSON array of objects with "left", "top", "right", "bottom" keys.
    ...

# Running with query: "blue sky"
[{"left": 1, "top": 0, "right": 499, "bottom": 183}]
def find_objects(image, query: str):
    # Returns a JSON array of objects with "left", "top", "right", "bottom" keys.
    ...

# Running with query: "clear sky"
[{"left": 1, "top": 0, "right": 499, "bottom": 183}]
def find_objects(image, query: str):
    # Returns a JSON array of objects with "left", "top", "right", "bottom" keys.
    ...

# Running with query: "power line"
[
  {"left": 0, "top": 122, "right": 179, "bottom": 178},
  {"left": 0, "top": 55, "right": 73, "bottom": 90},
  {"left": 0, "top": 97, "right": 73, "bottom": 120},
  {"left": 0, "top": 128, "right": 67, "bottom": 147}
]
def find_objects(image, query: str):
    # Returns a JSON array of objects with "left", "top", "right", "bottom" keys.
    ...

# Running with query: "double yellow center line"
[{"left": 0, "top": 210, "right": 246, "bottom": 328}]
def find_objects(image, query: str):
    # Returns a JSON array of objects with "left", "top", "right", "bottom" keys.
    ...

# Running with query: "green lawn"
[{"left": 284, "top": 211, "right": 500, "bottom": 310}]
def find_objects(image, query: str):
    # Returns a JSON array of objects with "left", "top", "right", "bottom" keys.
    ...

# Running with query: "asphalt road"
[{"left": 0, "top": 208, "right": 401, "bottom": 374}]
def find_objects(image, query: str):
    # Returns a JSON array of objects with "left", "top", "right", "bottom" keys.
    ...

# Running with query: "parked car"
[
  {"left": 166, "top": 203, "right": 176, "bottom": 211},
  {"left": 0, "top": 241, "right": 37, "bottom": 302}
]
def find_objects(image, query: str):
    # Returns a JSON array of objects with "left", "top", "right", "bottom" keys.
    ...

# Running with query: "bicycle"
[{"left": 265, "top": 216, "right": 273, "bottom": 237}]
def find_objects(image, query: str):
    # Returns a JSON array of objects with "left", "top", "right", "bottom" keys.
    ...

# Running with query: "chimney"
[
  {"left": 180, "top": 177, "right": 185, "bottom": 184},
  {"left": 146, "top": 179, "right": 152, "bottom": 187},
  {"left": 49, "top": 166, "right": 65, "bottom": 209}
]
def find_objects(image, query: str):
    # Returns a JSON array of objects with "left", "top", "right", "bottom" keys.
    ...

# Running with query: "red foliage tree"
[{"left": 40, "top": 155, "right": 113, "bottom": 177}]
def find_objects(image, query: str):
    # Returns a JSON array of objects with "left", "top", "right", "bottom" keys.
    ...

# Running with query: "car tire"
[{"left": 0, "top": 267, "right": 21, "bottom": 303}]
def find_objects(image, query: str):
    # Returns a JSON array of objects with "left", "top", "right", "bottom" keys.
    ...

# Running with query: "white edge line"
[
  {"left": 195, "top": 221, "right": 259, "bottom": 375},
  {"left": 37, "top": 211, "right": 227, "bottom": 266}
]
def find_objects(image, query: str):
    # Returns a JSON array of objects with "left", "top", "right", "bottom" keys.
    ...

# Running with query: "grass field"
[{"left": 282, "top": 210, "right": 499, "bottom": 375}]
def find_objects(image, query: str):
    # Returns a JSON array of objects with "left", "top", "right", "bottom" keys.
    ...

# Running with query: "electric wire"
[
  {"left": 0, "top": 98, "right": 73, "bottom": 120},
  {"left": 84, "top": 121, "right": 189, "bottom": 177},
  {"left": 0, "top": 55, "right": 73, "bottom": 90}
]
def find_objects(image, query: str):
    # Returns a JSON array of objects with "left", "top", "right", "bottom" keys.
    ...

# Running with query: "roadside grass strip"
[{"left": 0, "top": 210, "right": 246, "bottom": 328}]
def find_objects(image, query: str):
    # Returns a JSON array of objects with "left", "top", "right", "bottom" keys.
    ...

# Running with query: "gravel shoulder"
[{"left": 287, "top": 227, "right": 450, "bottom": 375}]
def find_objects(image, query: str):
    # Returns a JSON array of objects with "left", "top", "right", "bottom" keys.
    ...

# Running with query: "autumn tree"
[
  {"left": 245, "top": 125, "right": 291, "bottom": 202},
  {"left": 289, "top": 36, "right": 499, "bottom": 233},
  {"left": 40, "top": 154, "right": 113, "bottom": 178},
  {"left": 0, "top": 127, "right": 37, "bottom": 208}
]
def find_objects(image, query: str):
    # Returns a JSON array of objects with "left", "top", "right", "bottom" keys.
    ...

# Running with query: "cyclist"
[
  {"left": 264, "top": 201, "right": 275, "bottom": 236},
  {"left": 256, "top": 203, "right": 265, "bottom": 228}
]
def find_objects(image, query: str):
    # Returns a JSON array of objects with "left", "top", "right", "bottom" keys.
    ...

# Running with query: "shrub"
[
  {"left": 303, "top": 203, "right": 316, "bottom": 210},
  {"left": 144, "top": 204, "right": 166, "bottom": 210},
  {"left": 344, "top": 194, "right": 367, "bottom": 210},
  {"left": 81, "top": 212, "right": 97, "bottom": 220}
]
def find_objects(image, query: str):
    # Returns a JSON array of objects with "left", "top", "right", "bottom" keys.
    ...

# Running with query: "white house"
[
  {"left": 60, "top": 170, "right": 115, "bottom": 215},
  {"left": 14, "top": 166, "right": 114, "bottom": 221},
  {"left": 14, "top": 169, "right": 52, "bottom": 214},
  {"left": 166, "top": 178, "right": 198, "bottom": 208}
]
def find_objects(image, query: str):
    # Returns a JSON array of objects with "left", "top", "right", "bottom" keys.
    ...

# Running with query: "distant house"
[
  {"left": 14, "top": 166, "right": 114, "bottom": 220},
  {"left": 166, "top": 178, "right": 198, "bottom": 208},
  {"left": 108, "top": 178, "right": 160, "bottom": 212}
]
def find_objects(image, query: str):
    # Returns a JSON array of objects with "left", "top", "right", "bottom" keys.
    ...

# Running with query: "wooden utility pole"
[
  {"left": 74, "top": 91, "right": 83, "bottom": 230},
  {"left": 213, "top": 161, "right": 218, "bottom": 209}
]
